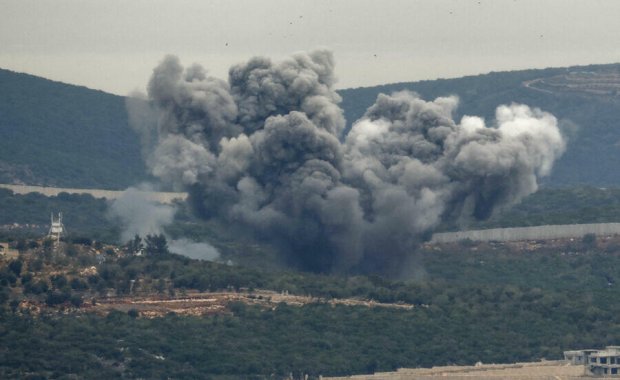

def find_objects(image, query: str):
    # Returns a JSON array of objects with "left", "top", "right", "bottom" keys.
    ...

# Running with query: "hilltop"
[
  {"left": 340, "top": 62, "right": 620, "bottom": 187},
  {"left": 0, "top": 68, "right": 147, "bottom": 189},
  {"left": 3, "top": 63, "right": 620, "bottom": 189}
]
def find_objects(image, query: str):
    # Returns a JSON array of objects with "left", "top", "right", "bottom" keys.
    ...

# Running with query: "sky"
[{"left": 1, "top": 0, "right": 620, "bottom": 96}]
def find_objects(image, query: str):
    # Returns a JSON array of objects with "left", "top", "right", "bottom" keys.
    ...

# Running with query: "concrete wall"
[
  {"left": 431, "top": 223, "right": 620, "bottom": 243},
  {"left": 0, "top": 184, "right": 186, "bottom": 204}
]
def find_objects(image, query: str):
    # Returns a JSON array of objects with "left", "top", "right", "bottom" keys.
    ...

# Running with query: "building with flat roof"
[
  {"left": 586, "top": 346, "right": 620, "bottom": 377},
  {"left": 564, "top": 346, "right": 620, "bottom": 377},
  {"left": 564, "top": 349, "right": 598, "bottom": 365}
]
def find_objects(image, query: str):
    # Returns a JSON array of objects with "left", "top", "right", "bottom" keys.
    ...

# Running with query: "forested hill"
[
  {"left": 0, "top": 68, "right": 147, "bottom": 189},
  {"left": 4, "top": 63, "right": 620, "bottom": 189}
]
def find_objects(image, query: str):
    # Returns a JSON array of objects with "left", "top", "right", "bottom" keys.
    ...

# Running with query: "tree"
[
  {"left": 69, "top": 295, "right": 83, "bottom": 308},
  {"left": 127, "top": 308, "right": 139, "bottom": 318},
  {"left": 15, "top": 239, "right": 26, "bottom": 252},
  {"left": 72, "top": 237, "right": 92, "bottom": 246},
  {"left": 8, "top": 260, "right": 22, "bottom": 277},
  {"left": 45, "top": 290, "right": 70, "bottom": 306},
  {"left": 70, "top": 278, "right": 88, "bottom": 290},
  {"left": 42, "top": 238, "right": 54, "bottom": 253},
  {"left": 582, "top": 233, "right": 597, "bottom": 247},
  {"left": 65, "top": 244, "right": 78, "bottom": 257},
  {"left": 50, "top": 274, "right": 68, "bottom": 290},
  {"left": 24, "top": 280, "right": 48, "bottom": 295},
  {"left": 145, "top": 234, "right": 168, "bottom": 257},
  {"left": 126, "top": 234, "right": 143, "bottom": 255}
]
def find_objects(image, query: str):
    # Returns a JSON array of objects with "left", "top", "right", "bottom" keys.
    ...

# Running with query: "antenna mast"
[{"left": 48, "top": 212, "right": 65, "bottom": 242}]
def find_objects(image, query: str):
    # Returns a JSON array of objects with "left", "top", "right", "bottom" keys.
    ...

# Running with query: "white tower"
[{"left": 48, "top": 212, "right": 65, "bottom": 242}]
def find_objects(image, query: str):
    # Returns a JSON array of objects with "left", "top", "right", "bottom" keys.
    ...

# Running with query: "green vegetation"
[
  {"left": 0, "top": 188, "right": 118, "bottom": 241},
  {"left": 1, "top": 295, "right": 610, "bottom": 379},
  {"left": 0, "top": 68, "right": 148, "bottom": 189},
  {"left": 441, "top": 186, "right": 620, "bottom": 231},
  {"left": 2, "top": 238, "right": 620, "bottom": 378}
]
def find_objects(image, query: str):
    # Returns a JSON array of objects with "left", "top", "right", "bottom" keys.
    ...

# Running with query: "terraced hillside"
[
  {"left": 339, "top": 62, "right": 620, "bottom": 187},
  {"left": 525, "top": 68, "right": 620, "bottom": 96}
]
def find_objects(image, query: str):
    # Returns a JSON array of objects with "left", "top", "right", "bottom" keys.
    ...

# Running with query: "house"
[
  {"left": 564, "top": 349, "right": 598, "bottom": 365},
  {"left": 586, "top": 346, "right": 620, "bottom": 377},
  {"left": 565, "top": 346, "right": 620, "bottom": 377}
]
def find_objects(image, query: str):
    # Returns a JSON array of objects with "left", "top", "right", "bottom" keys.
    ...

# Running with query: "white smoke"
[
  {"left": 108, "top": 185, "right": 175, "bottom": 242},
  {"left": 108, "top": 184, "right": 220, "bottom": 261},
  {"left": 168, "top": 239, "right": 220, "bottom": 261}
]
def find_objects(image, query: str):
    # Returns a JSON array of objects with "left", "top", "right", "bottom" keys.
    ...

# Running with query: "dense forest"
[
  {"left": 1, "top": 235, "right": 620, "bottom": 378},
  {"left": 0, "top": 69, "right": 147, "bottom": 189}
]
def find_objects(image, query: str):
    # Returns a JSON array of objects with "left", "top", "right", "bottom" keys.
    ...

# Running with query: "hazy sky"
[{"left": 1, "top": 0, "right": 619, "bottom": 95}]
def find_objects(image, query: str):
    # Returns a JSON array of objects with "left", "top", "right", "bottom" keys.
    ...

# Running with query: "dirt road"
[
  {"left": 325, "top": 360, "right": 586, "bottom": 379},
  {"left": 81, "top": 290, "right": 415, "bottom": 318}
]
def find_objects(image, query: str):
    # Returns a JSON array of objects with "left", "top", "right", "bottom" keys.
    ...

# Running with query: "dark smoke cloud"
[
  {"left": 128, "top": 50, "right": 565, "bottom": 273},
  {"left": 343, "top": 93, "right": 564, "bottom": 270}
]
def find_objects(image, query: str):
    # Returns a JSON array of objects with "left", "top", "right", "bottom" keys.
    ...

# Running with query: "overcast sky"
[{"left": 1, "top": 0, "right": 619, "bottom": 96}]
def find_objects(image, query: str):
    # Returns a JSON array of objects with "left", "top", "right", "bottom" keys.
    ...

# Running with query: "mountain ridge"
[
  {"left": 0, "top": 67, "right": 147, "bottom": 189},
  {"left": 4, "top": 62, "right": 620, "bottom": 188}
]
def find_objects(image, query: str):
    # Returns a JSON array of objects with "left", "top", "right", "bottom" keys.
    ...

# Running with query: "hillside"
[
  {"left": 3, "top": 63, "right": 620, "bottom": 189},
  {"left": 0, "top": 68, "right": 147, "bottom": 189},
  {"left": 340, "top": 63, "right": 620, "bottom": 187},
  {"left": 3, "top": 228, "right": 620, "bottom": 378}
]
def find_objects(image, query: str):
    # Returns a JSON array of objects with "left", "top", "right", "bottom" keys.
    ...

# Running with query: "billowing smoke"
[
  {"left": 108, "top": 185, "right": 220, "bottom": 261},
  {"left": 343, "top": 93, "right": 565, "bottom": 270},
  {"left": 129, "top": 50, "right": 565, "bottom": 273},
  {"left": 108, "top": 185, "right": 175, "bottom": 242},
  {"left": 168, "top": 239, "right": 220, "bottom": 261}
]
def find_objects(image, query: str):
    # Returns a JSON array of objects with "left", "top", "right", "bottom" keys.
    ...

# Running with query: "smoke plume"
[
  {"left": 108, "top": 185, "right": 220, "bottom": 261},
  {"left": 108, "top": 185, "right": 175, "bottom": 242},
  {"left": 128, "top": 50, "right": 565, "bottom": 273},
  {"left": 168, "top": 239, "right": 220, "bottom": 261}
]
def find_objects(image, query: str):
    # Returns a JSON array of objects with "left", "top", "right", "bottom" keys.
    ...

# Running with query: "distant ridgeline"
[
  {"left": 339, "top": 62, "right": 620, "bottom": 188},
  {"left": 0, "top": 68, "right": 147, "bottom": 189},
  {"left": 3, "top": 63, "right": 620, "bottom": 188}
]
